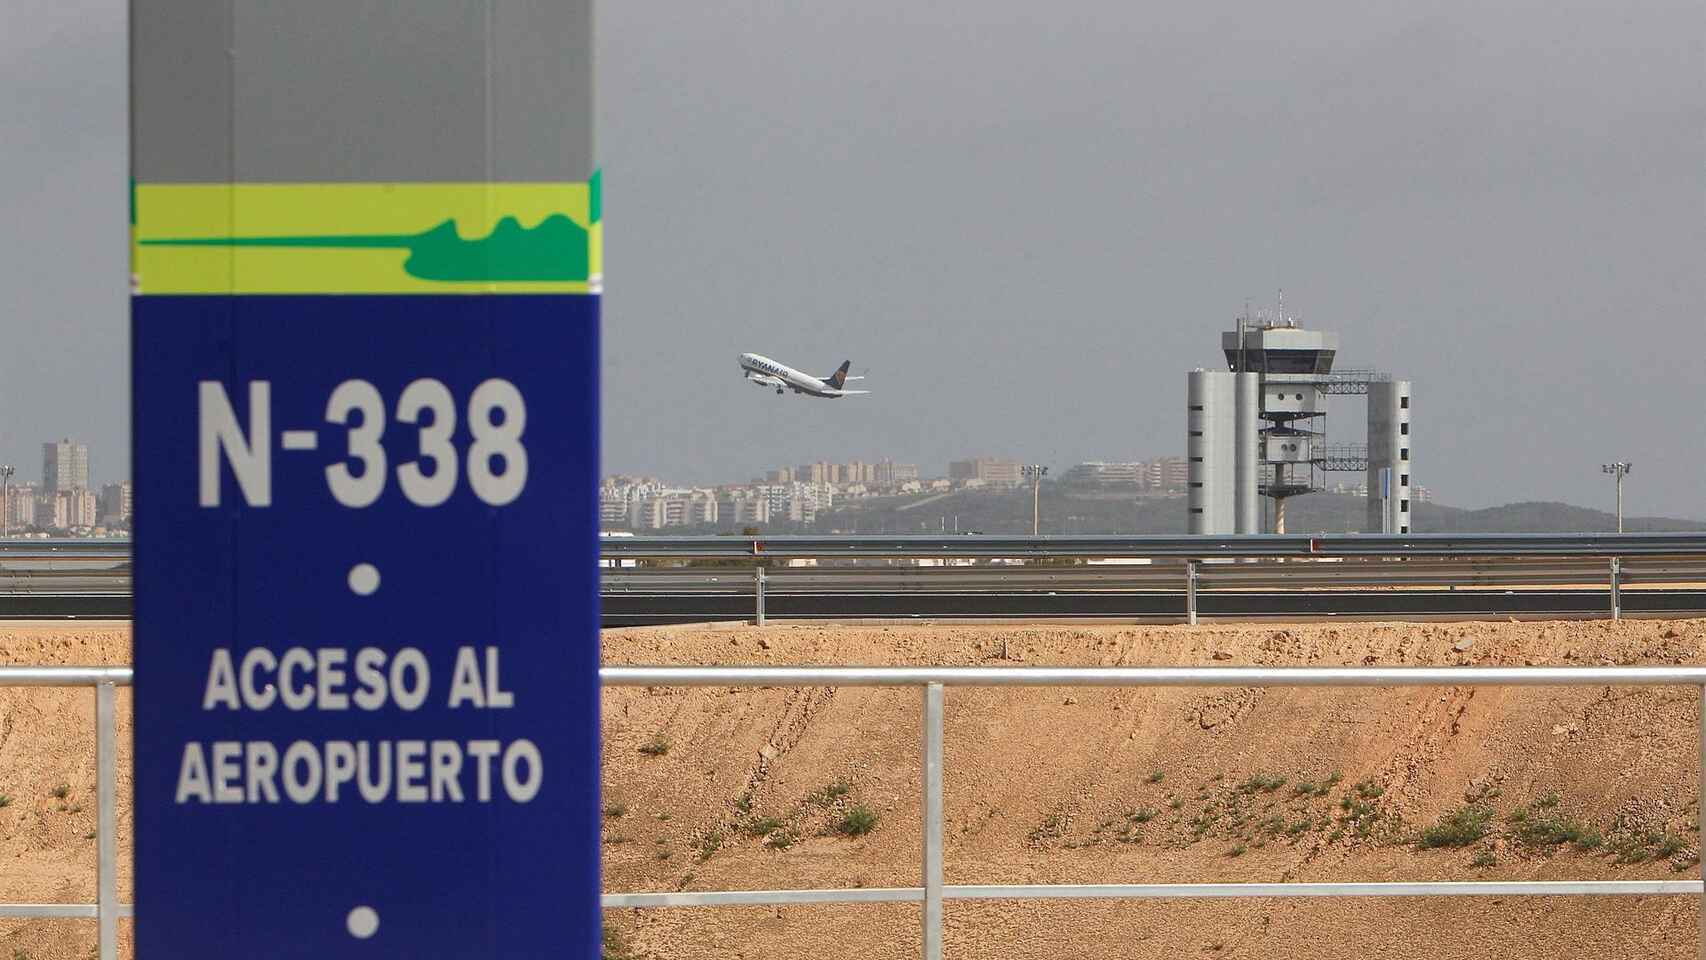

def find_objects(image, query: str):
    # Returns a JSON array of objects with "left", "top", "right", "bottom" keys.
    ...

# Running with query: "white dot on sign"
[
  {"left": 348, "top": 563, "right": 380, "bottom": 596},
  {"left": 346, "top": 905, "right": 379, "bottom": 939}
]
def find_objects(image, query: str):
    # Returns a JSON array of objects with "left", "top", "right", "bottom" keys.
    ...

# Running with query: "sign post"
[{"left": 130, "top": 2, "right": 601, "bottom": 954}]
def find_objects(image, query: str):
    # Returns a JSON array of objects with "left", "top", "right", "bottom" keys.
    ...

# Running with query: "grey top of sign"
[{"left": 132, "top": 0, "right": 595, "bottom": 183}]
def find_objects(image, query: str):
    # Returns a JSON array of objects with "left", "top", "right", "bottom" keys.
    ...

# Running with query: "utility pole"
[
  {"left": 0, "top": 465, "right": 13, "bottom": 539},
  {"left": 1601, "top": 462, "right": 1631, "bottom": 532},
  {"left": 1022, "top": 465, "right": 1048, "bottom": 536}
]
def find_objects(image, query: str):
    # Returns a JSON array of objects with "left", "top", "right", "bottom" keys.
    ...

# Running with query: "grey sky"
[{"left": 3, "top": 1, "right": 1702, "bottom": 516}]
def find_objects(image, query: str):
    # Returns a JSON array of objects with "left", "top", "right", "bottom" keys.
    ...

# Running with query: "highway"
[{"left": 9, "top": 534, "right": 1706, "bottom": 624}]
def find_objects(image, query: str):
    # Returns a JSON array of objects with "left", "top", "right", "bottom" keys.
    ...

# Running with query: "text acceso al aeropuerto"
[{"left": 174, "top": 646, "right": 542, "bottom": 805}]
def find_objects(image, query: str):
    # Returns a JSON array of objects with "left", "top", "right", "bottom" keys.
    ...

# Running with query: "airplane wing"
[{"left": 830, "top": 389, "right": 871, "bottom": 396}]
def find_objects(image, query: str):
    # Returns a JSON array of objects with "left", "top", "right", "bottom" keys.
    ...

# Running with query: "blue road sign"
[{"left": 132, "top": 293, "right": 601, "bottom": 954}]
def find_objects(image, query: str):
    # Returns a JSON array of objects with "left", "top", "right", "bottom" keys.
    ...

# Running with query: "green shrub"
[
  {"left": 602, "top": 803, "right": 627, "bottom": 819},
  {"left": 1236, "top": 774, "right": 1287, "bottom": 794},
  {"left": 1130, "top": 808, "right": 1157, "bottom": 824},
  {"left": 810, "top": 780, "right": 851, "bottom": 806},
  {"left": 1147, "top": 770, "right": 1166, "bottom": 784},
  {"left": 697, "top": 829, "right": 723, "bottom": 862},
  {"left": 1656, "top": 833, "right": 1687, "bottom": 859},
  {"left": 747, "top": 816, "right": 783, "bottom": 837},
  {"left": 638, "top": 734, "right": 670, "bottom": 757},
  {"left": 1419, "top": 806, "right": 1493, "bottom": 849},
  {"left": 1470, "top": 849, "right": 1498, "bottom": 868},
  {"left": 837, "top": 805, "right": 880, "bottom": 837},
  {"left": 1227, "top": 843, "right": 1247, "bottom": 857},
  {"left": 1511, "top": 814, "right": 1587, "bottom": 848}
]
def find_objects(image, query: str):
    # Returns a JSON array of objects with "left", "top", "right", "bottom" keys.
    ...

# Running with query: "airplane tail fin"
[{"left": 827, "top": 360, "right": 851, "bottom": 390}]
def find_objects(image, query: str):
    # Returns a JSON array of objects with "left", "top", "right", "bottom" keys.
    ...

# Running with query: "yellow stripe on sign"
[{"left": 132, "top": 181, "right": 602, "bottom": 295}]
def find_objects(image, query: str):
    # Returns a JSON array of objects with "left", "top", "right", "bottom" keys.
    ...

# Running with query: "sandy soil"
[
  {"left": 3, "top": 617, "right": 1705, "bottom": 958},
  {"left": 600, "top": 619, "right": 1706, "bottom": 959}
]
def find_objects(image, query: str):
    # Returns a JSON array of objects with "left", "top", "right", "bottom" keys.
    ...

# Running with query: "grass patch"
[
  {"left": 50, "top": 784, "right": 69, "bottom": 800},
  {"left": 1169, "top": 798, "right": 1183, "bottom": 810},
  {"left": 1470, "top": 849, "right": 1498, "bottom": 868},
  {"left": 1236, "top": 774, "right": 1287, "bottom": 795},
  {"left": 836, "top": 805, "right": 880, "bottom": 837},
  {"left": 1353, "top": 779, "right": 1384, "bottom": 800},
  {"left": 0, "top": 795, "right": 10, "bottom": 808},
  {"left": 734, "top": 792, "right": 754, "bottom": 815},
  {"left": 1129, "top": 808, "right": 1157, "bottom": 824},
  {"left": 1227, "top": 843, "right": 1247, "bottom": 858},
  {"left": 655, "top": 812, "right": 672, "bottom": 822},
  {"left": 1147, "top": 770, "right": 1166, "bottom": 784},
  {"left": 638, "top": 734, "right": 671, "bottom": 757},
  {"left": 603, "top": 803, "right": 627, "bottom": 819},
  {"left": 1510, "top": 812, "right": 1588, "bottom": 848},
  {"left": 1656, "top": 833, "right": 1687, "bottom": 859},
  {"left": 1575, "top": 830, "right": 1604, "bottom": 851},
  {"left": 1535, "top": 791, "right": 1561, "bottom": 810},
  {"left": 810, "top": 780, "right": 852, "bottom": 806},
  {"left": 747, "top": 816, "right": 784, "bottom": 837},
  {"left": 696, "top": 829, "right": 724, "bottom": 862},
  {"left": 766, "top": 830, "right": 798, "bottom": 850},
  {"left": 1419, "top": 806, "right": 1493, "bottom": 849},
  {"left": 1029, "top": 812, "right": 1069, "bottom": 843}
]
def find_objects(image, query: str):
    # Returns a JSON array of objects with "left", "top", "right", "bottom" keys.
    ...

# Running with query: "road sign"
[{"left": 130, "top": 3, "right": 601, "bottom": 955}]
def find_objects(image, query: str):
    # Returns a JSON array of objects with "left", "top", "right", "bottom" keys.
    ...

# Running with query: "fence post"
[
  {"left": 1609, "top": 557, "right": 1622, "bottom": 621},
  {"left": 96, "top": 680, "right": 117, "bottom": 960},
  {"left": 1186, "top": 560, "right": 1199, "bottom": 626},
  {"left": 923, "top": 683, "right": 944, "bottom": 960},
  {"left": 755, "top": 566, "right": 767, "bottom": 626}
]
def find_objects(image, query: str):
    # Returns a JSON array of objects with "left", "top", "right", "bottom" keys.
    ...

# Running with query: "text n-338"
[{"left": 198, "top": 379, "right": 528, "bottom": 508}]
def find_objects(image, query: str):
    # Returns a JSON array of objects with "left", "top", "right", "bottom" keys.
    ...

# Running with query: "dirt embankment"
[
  {"left": 0, "top": 623, "right": 132, "bottom": 960},
  {"left": 4, "top": 618, "right": 1706, "bottom": 958},
  {"left": 601, "top": 619, "right": 1706, "bottom": 959}
]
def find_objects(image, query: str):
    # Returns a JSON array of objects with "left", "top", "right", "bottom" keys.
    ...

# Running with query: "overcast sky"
[{"left": 3, "top": 1, "right": 1702, "bottom": 516}]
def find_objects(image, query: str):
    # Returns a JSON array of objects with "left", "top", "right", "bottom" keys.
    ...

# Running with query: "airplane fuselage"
[{"left": 738, "top": 353, "right": 858, "bottom": 398}]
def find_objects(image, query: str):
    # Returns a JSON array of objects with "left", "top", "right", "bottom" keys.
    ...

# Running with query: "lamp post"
[
  {"left": 1021, "top": 465, "right": 1048, "bottom": 536},
  {"left": 0, "top": 465, "right": 13, "bottom": 539},
  {"left": 1601, "top": 462, "right": 1631, "bottom": 533}
]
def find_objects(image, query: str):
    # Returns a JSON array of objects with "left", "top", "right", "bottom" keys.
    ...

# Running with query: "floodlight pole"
[
  {"left": 0, "top": 465, "right": 13, "bottom": 539},
  {"left": 1601, "top": 462, "right": 1631, "bottom": 533},
  {"left": 1023, "top": 465, "right": 1047, "bottom": 536}
]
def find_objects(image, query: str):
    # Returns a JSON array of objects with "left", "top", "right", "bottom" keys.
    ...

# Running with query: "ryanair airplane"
[{"left": 738, "top": 353, "right": 870, "bottom": 398}]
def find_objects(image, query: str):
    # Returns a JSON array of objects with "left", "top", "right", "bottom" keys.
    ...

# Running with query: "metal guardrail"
[
  {"left": 603, "top": 664, "right": 1706, "bottom": 959},
  {"left": 4, "top": 663, "right": 1706, "bottom": 957},
  {"left": 0, "top": 666, "right": 132, "bottom": 960},
  {"left": 601, "top": 533, "right": 1706, "bottom": 559}
]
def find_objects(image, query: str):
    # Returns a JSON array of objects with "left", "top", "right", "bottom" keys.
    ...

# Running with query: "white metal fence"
[
  {"left": 0, "top": 667, "right": 130, "bottom": 960},
  {"left": 5, "top": 664, "right": 1705, "bottom": 959},
  {"left": 602, "top": 665, "right": 1706, "bottom": 960}
]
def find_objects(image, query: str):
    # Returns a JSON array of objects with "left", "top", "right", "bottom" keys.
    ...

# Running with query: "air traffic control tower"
[{"left": 1187, "top": 308, "right": 1411, "bottom": 535}]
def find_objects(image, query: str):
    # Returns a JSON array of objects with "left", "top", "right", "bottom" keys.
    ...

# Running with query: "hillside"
[{"left": 778, "top": 489, "right": 1706, "bottom": 536}]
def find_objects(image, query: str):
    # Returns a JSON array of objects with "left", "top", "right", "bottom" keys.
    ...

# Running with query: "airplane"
[{"left": 738, "top": 352, "right": 869, "bottom": 398}]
